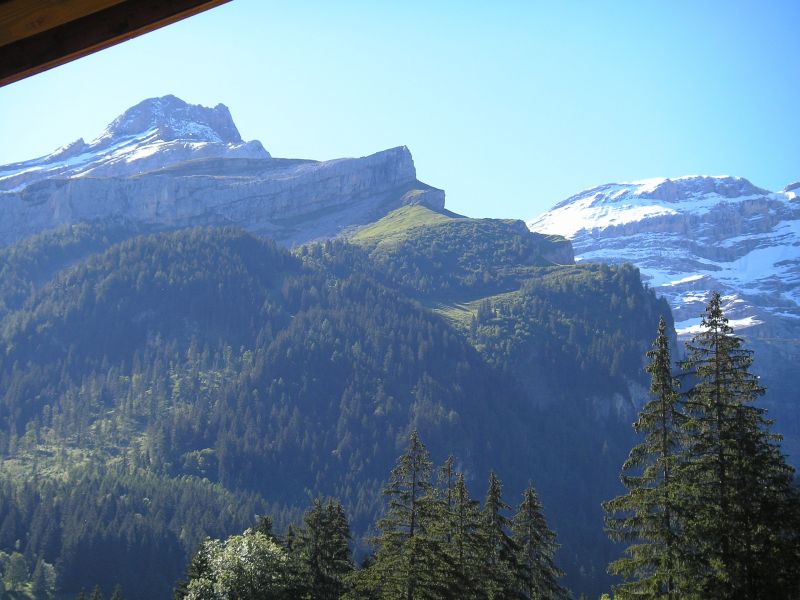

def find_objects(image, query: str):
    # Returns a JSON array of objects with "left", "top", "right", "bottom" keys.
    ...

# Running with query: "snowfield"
[{"left": 528, "top": 175, "right": 800, "bottom": 338}]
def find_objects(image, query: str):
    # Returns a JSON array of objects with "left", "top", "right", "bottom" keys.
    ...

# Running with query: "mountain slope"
[
  {"left": 0, "top": 227, "right": 534, "bottom": 597},
  {"left": 351, "top": 205, "right": 574, "bottom": 299},
  {"left": 0, "top": 223, "right": 668, "bottom": 599},
  {"left": 0, "top": 96, "right": 444, "bottom": 247},
  {"left": 528, "top": 175, "right": 800, "bottom": 457}
]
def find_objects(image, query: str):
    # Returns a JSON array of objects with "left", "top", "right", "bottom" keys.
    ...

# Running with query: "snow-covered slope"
[
  {"left": 528, "top": 176, "right": 800, "bottom": 337},
  {"left": 0, "top": 96, "right": 444, "bottom": 246},
  {"left": 0, "top": 96, "right": 268, "bottom": 191},
  {"left": 529, "top": 175, "right": 800, "bottom": 458}
]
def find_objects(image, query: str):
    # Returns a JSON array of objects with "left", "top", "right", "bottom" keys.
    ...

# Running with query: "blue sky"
[{"left": 1, "top": 0, "right": 798, "bottom": 218}]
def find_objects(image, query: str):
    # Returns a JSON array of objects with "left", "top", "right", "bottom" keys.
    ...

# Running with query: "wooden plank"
[
  {"left": 0, "top": 0, "right": 231, "bottom": 87},
  {"left": 0, "top": 0, "right": 127, "bottom": 46}
]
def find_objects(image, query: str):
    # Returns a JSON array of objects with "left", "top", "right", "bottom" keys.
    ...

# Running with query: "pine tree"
[
  {"left": 280, "top": 523, "right": 309, "bottom": 598},
  {"left": 301, "top": 498, "right": 354, "bottom": 600},
  {"left": 90, "top": 585, "right": 104, "bottom": 600},
  {"left": 255, "top": 514, "right": 276, "bottom": 539},
  {"left": 678, "top": 291, "right": 800, "bottom": 598},
  {"left": 174, "top": 538, "right": 213, "bottom": 600},
  {"left": 512, "top": 484, "right": 569, "bottom": 600},
  {"left": 481, "top": 471, "right": 522, "bottom": 600},
  {"left": 353, "top": 429, "right": 450, "bottom": 599},
  {"left": 110, "top": 585, "right": 125, "bottom": 600},
  {"left": 450, "top": 473, "right": 485, "bottom": 598},
  {"left": 437, "top": 456, "right": 456, "bottom": 544},
  {"left": 30, "top": 558, "right": 57, "bottom": 599},
  {"left": 603, "top": 316, "right": 685, "bottom": 598}
]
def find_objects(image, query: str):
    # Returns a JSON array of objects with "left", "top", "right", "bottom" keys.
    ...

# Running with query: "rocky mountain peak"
[
  {"left": 0, "top": 96, "right": 269, "bottom": 191},
  {"left": 50, "top": 137, "right": 89, "bottom": 161},
  {"left": 0, "top": 96, "right": 442, "bottom": 248},
  {"left": 529, "top": 174, "right": 800, "bottom": 344},
  {"left": 553, "top": 176, "right": 766, "bottom": 213},
  {"left": 96, "top": 95, "right": 243, "bottom": 146},
  {"left": 630, "top": 175, "right": 766, "bottom": 203}
]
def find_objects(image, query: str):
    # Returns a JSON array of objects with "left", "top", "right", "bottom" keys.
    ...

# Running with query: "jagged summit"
[
  {"left": 528, "top": 175, "right": 800, "bottom": 341},
  {"left": 97, "top": 95, "right": 243, "bottom": 145},
  {"left": 620, "top": 175, "right": 765, "bottom": 203},
  {"left": 0, "top": 96, "right": 269, "bottom": 190},
  {"left": 551, "top": 175, "right": 765, "bottom": 213},
  {"left": 0, "top": 96, "right": 444, "bottom": 248},
  {"left": 532, "top": 175, "right": 774, "bottom": 239}
]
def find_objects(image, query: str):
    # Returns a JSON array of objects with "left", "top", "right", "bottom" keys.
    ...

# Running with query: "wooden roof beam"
[{"left": 0, "top": 0, "right": 231, "bottom": 87}]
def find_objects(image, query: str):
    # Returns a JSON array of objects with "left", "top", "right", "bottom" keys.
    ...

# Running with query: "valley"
[{"left": 0, "top": 97, "right": 796, "bottom": 600}]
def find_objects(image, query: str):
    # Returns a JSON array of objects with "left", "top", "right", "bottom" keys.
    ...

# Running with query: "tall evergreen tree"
[
  {"left": 301, "top": 498, "right": 354, "bottom": 600},
  {"left": 603, "top": 316, "right": 685, "bottom": 599},
  {"left": 437, "top": 456, "right": 456, "bottom": 545},
  {"left": 678, "top": 291, "right": 800, "bottom": 598},
  {"left": 30, "top": 558, "right": 57, "bottom": 599},
  {"left": 109, "top": 586, "right": 125, "bottom": 600},
  {"left": 450, "top": 473, "right": 485, "bottom": 599},
  {"left": 512, "top": 484, "right": 569, "bottom": 600},
  {"left": 280, "top": 523, "right": 310, "bottom": 599},
  {"left": 481, "top": 471, "right": 522, "bottom": 600},
  {"left": 174, "top": 539, "right": 213, "bottom": 600},
  {"left": 352, "top": 429, "right": 450, "bottom": 600}
]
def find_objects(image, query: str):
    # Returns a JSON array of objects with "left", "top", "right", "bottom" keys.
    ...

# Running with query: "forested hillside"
[{"left": 0, "top": 214, "right": 670, "bottom": 598}]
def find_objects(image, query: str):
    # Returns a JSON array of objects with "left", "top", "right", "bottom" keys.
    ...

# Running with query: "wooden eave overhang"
[{"left": 0, "top": 0, "right": 230, "bottom": 87}]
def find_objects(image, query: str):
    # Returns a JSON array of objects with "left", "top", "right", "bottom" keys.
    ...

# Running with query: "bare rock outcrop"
[{"left": 0, "top": 96, "right": 445, "bottom": 246}]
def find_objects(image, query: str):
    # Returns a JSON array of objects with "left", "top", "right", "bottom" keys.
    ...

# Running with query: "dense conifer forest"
[
  {"left": 174, "top": 431, "right": 569, "bottom": 600},
  {"left": 5, "top": 214, "right": 794, "bottom": 599}
]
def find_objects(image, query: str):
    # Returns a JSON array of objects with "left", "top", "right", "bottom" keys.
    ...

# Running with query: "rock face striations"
[
  {"left": 529, "top": 175, "right": 800, "bottom": 457},
  {"left": 528, "top": 175, "right": 800, "bottom": 334},
  {"left": 0, "top": 96, "right": 444, "bottom": 246}
]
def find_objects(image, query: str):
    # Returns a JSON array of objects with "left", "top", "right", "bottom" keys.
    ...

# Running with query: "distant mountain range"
[
  {"left": 1, "top": 95, "right": 796, "bottom": 457},
  {"left": 0, "top": 95, "right": 798, "bottom": 598},
  {"left": 529, "top": 175, "right": 800, "bottom": 457}
]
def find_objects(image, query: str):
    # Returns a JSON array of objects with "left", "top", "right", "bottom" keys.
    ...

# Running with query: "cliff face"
[
  {"left": 0, "top": 96, "right": 444, "bottom": 247},
  {"left": 529, "top": 176, "right": 800, "bottom": 333},
  {"left": 529, "top": 175, "right": 800, "bottom": 459}
]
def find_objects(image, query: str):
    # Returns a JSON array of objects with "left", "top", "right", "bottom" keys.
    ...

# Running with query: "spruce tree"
[
  {"left": 512, "top": 484, "right": 569, "bottom": 600},
  {"left": 437, "top": 456, "right": 456, "bottom": 544},
  {"left": 481, "top": 471, "right": 522, "bottom": 600},
  {"left": 280, "top": 523, "right": 310, "bottom": 598},
  {"left": 174, "top": 539, "right": 213, "bottom": 600},
  {"left": 30, "top": 559, "right": 56, "bottom": 599},
  {"left": 355, "top": 429, "right": 450, "bottom": 599},
  {"left": 450, "top": 473, "right": 485, "bottom": 598},
  {"left": 301, "top": 498, "right": 354, "bottom": 600},
  {"left": 678, "top": 291, "right": 800, "bottom": 598},
  {"left": 110, "top": 586, "right": 125, "bottom": 600},
  {"left": 428, "top": 456, "right": 464, "bottom": 599},
  {"left": 603, "top": 316, "right": 685, "bottom": 598}
]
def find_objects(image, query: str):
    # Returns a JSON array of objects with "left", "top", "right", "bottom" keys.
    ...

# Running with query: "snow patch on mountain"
[
  {"left": 534, "top": 176, "right": 770, "bottom": 239},
  {"left": 0, "top": 96, "right": 269, "bottom": 191},
  {"left": 528, "top": 175, "right": 800, "bottom": 340},
  {"left": 0, "top": 96, "right": 445, "bottom": 248}
]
